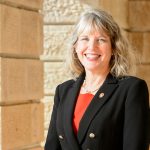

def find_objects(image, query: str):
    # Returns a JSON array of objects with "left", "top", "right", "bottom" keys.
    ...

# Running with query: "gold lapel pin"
[{"left": 99, "top": 92, "right": 104, "bottom": 98}]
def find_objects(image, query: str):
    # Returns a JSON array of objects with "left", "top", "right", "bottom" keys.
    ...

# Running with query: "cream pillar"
[{"left": 0, "top": 0, "right": 44, "bottom": 149}]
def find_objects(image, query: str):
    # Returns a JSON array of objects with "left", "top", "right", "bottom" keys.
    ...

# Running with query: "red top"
[{"left": 72, "top": 93, "right": 94, "bottom": 135}]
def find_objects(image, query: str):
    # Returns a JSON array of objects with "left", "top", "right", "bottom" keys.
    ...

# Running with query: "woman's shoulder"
[
  {"left": 55, "top": 79, "right": 76, "bottom": 97},
  {"left": 58, "top": 78, "right": 75, "bottom": 89},
  {"left": 118, "top": 75, "right": 144, "bottom": 81},
  {"left": 117, "top": 75, "right": 147, "bottom": 87}
]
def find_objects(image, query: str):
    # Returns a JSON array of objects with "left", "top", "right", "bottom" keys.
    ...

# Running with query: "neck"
[
  {"left": 81, "top": 69, "right": 109, "bottom": 94},
  {"left": 85, "top": 69, "right": 109, "bottom": 86}
]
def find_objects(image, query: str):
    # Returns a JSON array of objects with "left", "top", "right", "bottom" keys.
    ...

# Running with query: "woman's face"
[{"left": 75, "top": 30, "right": 112, "bottom": 73}]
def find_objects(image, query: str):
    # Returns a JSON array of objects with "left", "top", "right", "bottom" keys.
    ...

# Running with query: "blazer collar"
[{"left": 63, "top": 72, "right": 118, "bottom": 148}]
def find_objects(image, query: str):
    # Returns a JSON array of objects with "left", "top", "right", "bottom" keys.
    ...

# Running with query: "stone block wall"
[
  {"left": 0, "top": 0, "right": 44, "bottom": 150},
  {"left": 43, "top": 0, "right": 150, "bottom": 148},
  {"left": 128, "top": 1, "right": 150, "bottom": 92}
]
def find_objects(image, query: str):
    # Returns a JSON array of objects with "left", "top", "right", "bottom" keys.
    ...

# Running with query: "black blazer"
[{"left": 45, "top": 73, "right": 149, "bottom": 150}]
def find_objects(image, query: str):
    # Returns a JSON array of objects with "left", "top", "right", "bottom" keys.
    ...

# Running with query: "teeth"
[{"left": 85, "top": 54, "right": 100, "bottom": 59}]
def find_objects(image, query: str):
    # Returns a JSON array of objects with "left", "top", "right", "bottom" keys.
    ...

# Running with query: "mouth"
[{"left": 84, "top": 53, "right": 101, "bottom": 61}]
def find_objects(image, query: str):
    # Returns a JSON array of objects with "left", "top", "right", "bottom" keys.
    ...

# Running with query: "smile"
[{"left": 84, "top": 54, "right": 101, "bottom": 61}]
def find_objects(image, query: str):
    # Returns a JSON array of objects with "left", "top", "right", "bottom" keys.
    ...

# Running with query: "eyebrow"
[
  {"left": 79, "top": 35, "right": 108, "bottom": 39},
  {"left": 79, "top": 35, "right": 88, "bottom": 37}
]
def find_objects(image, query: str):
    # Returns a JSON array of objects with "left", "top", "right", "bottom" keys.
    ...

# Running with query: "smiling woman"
[
  {"left": 75, "top": 31, "right": 112, "bottom": 75},
  {"left": 66, "top": 9, "right": 136, "bottom": 79},
  {"left": 45, "top": 8, "right": 149, "bottom": 150}
]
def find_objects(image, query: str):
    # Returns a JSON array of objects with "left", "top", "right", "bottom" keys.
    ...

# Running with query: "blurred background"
[{"left": 0, "top": 0, "right": 149, "bottom": 149}]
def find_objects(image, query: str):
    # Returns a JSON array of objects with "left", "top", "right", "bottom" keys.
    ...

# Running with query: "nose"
[{"left": 88, "top": 39, "right": 97, "bottom": 50}]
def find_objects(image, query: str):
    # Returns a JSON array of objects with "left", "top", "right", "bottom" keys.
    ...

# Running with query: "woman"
[{"left": 45, "top": 9, "right": 149, "bottom": 150}]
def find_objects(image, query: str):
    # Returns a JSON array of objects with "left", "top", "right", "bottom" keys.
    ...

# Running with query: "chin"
[{"left": 84, "top": 66, "right": 100, "bottom": 72}]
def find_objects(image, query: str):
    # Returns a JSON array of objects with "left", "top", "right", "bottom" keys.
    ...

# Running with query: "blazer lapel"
[
  {"left": 63, "top": 73, "right": 85, "bottom": 150},
  {"left": 77, "top": 74, "right": 119, "bottom": 144}
]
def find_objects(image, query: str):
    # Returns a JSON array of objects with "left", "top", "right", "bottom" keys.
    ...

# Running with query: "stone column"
[
  {"left": 0, "top": 0, "right": 44, "bottom": 149},
  {"left": 127, "top": 1, "right": 150, "bottom": 95}
]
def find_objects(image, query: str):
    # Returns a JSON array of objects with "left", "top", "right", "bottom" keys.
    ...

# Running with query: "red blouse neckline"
[{"left": 73, "top": 93, "right": 94, "bottom": 135}]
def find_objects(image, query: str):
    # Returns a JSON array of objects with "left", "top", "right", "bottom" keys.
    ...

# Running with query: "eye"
[
  {"left": 98, "top": 38, "right": 106, "bottom": 43},
  {"left": 82, "top": 38, "right": 89, "bottom": 41},
  {"left": 79, "top": 37, "right": 89, "bottom": 41}
]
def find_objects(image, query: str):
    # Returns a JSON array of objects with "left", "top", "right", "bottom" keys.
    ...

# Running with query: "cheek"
[
  {"left": 106, "top": 52, "right": 112, "bottom": 62},
  {"left": 74, "top": 46, "right": 81, "bottom": 56},
  {"left": 103, "top": 45, "right": 112, "bottom": 56},
  {"left": 76, "top": 51, "right": 83, "bottom": 60},
  {"left": 101, "top": 47, "right": 112, "bottom": 61},
  {"left": 75, "top": 48, "right": 84, "bottom": 57},
  {"left": 75, "top": 42, "right": 86, "bottom": 53},
  {"left": 106, "top": 49, "right": 112, "bottom": 56}
]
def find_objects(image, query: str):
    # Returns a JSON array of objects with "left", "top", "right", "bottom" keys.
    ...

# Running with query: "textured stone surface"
[
  {"left": 0, "top": 107, "right": 1, "bottom": 150},
  {"left": 99, "top": 0, "right": 128, "bottom": 28},
  {"left": 128, "top": 32, "right": 150, "bottom": 63},
  {"left": 43, "top": 0, "right": 89, "bottom": 23},
  {"left": 0, "top": 1, "right": 44, "bottom": 150},
  {"left": 0, "top": 58, "right": 43, "bottom": 103},
  {"left": 29, "top": 147, "right": 43, "bottom": 150},
  {"left": 0, "top": 0, "right": 43, "bottom": 10},
  {"left": 42, "top": 96, "right": 54, "bottom": 139},
  {"left": 142, "top": 33, "right": 150, "bottom": 63},
  {"left": 44, "top": 62, "right": 69, "bottom": 95},
  {"left": 129, "top": 1, "right": 150, "bottom": 31},
  {"left": 137, "top": 65, "right": 150, "bottom": 82},
  {"left": 13, "top": 143, "right": 43, "bottom": 150},
  {"left": 0, "top": 4, "right": 43, "bottom": 58},
  {"left": 137, "top": 64, "right": 150, "bottom": 95},
  {"left": 100, "top": 0, "right": 150, "bottom": 30},
  {"left": 81, "top": 0, "right": 100, "bottom": 8},
  {"left": 1, "top": 103, "right": 44, "bottom": 150},
  {"left": 42, "top": 25, "right": 73, "bottom": 60}
]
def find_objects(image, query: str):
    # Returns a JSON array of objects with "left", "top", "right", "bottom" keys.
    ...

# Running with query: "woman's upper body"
[
  {"left": 45, "top": 73, "right": 149, "bottom": 150},
  {"left": 44, "top": 8, "right": 150, "bottom": 150}
]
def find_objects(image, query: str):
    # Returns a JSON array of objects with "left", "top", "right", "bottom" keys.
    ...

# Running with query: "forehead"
[
  {"left": 77, "top": 18, "right": 109, "bottom": 37},
  {"left": 77, "top": 28, "right": 110, "bottom": 40},
  {"left": 79, "top": 29, "right": 109, "bottom": 38}
]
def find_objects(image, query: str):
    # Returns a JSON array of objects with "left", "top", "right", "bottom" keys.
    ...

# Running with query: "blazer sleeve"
[
  {"left": 123, "top": 79, "right": 149, "bottom": 150},
  {"left": 44, "top": 85, "right": 62, "bottom": 150}
]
